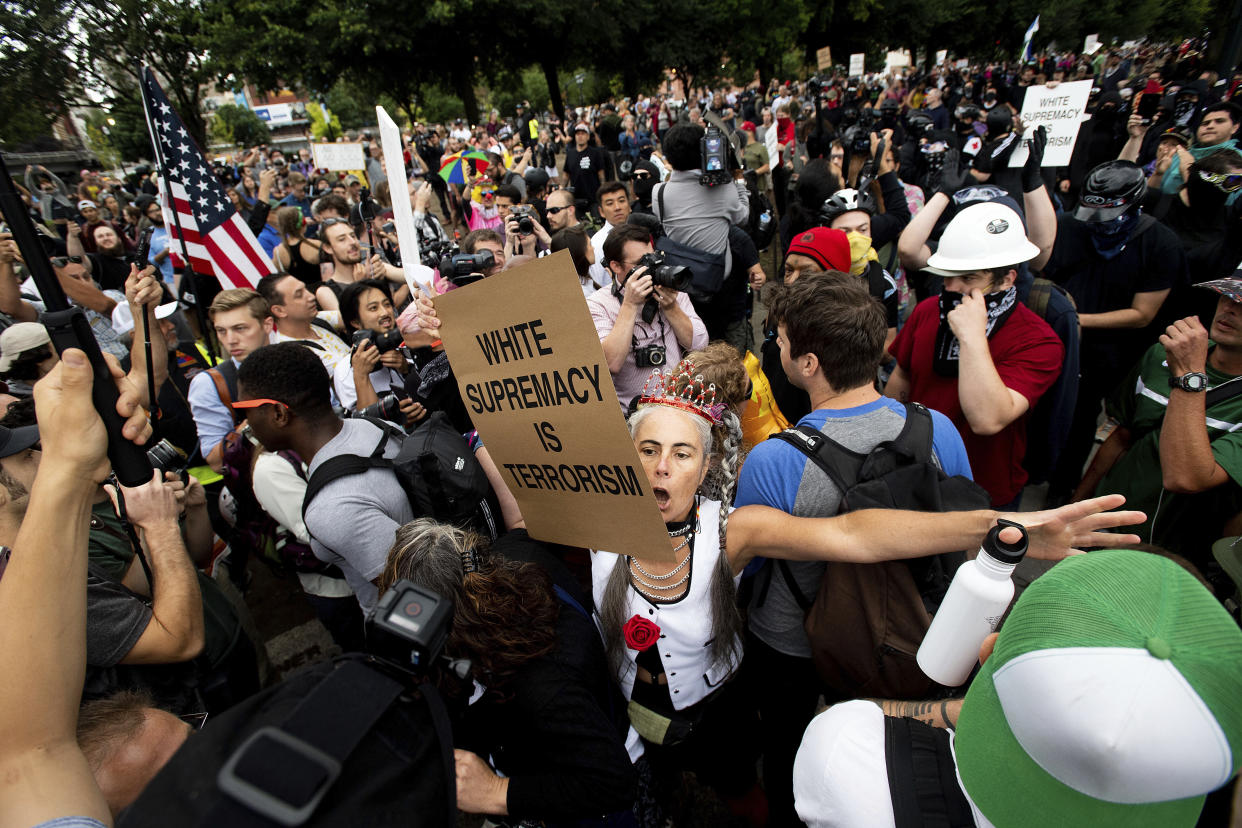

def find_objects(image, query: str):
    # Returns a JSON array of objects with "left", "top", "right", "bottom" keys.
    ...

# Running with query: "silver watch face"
[{"left": 1184, "top": 373, "right": 1208, "bottom": 391}]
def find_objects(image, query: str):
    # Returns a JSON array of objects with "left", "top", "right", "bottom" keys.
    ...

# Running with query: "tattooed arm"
[{"left": 863, "top": 697, "right": 965, "bottom": 729}]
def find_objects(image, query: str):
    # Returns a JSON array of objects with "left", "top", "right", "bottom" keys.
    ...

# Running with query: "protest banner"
[
  {"left": 312, "top": 142, "right": 366, "bottom": 172},
  {"left": 936, "top": 50, "right": 948, "bottom": 65},
  {"left": 956, "top": 58, "right": 970, "bottom": 70},
  {"left": 1083, "top": 34, "right": 1100, "bottom": 55},
  {"left": 849, "top": 53, "right": 865, "bottom": 76},
  {"left": 817, "top": 46, "right": 833, "bottom": 71},
  {"left": 1008, "top": 79, "right": 1093, "bottom": 167},
  {"left": 434, "top": 252, "right": 674, "bottom": 562},
  {"left": 885, "top": 50, "right": 911, "bottom": 73},
  {"left": 376, "top": 105, "right": 429, "bottom": 294}
]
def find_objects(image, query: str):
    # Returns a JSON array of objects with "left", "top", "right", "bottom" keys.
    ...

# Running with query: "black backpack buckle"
[{"left": 217, "top": 726, "right": 343, "bottom": 825}]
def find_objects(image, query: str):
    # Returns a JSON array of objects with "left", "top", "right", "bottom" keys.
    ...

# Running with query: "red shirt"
[{"left": 889, "top": 296, "right": 1064, "bottom": 505}]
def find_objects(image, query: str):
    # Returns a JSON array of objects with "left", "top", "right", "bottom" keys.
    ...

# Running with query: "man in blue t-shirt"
[{"left": 736, "top": 272, "right": 971, "bottom": 827}]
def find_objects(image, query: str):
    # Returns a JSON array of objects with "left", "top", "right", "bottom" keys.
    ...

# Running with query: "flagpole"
[{"left": 138, "top": 62, "right": 220, "bottom": 364}]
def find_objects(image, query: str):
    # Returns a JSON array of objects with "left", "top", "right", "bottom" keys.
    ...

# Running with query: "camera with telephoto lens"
[
  {"left": 352, "top": 392, "right": 404, "bottom": 422},
  {"left": 700, "top": 126, "right": 731, "bottom": 187},
  {"left": 632, "top": 251, "right": 693, "bottom": 293},
  {"left": 634, "top": 342, "right": 667, "bottom": 368},
  {"left": 352, "top": 328, "right": 405, "bottom": 354},
  {"left": 366, "top": 579, "right": 452, "bottom": 675},
  {"left": 147, "top": 438, "right": 189, "bottom": 484},
  {"left": 508, "top": 204, "right": 535, "bottom": 235}
]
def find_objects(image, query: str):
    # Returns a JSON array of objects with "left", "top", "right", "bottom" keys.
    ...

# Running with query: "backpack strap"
[
  {"left": 768, "top": 425, "right": 870, "bottom": 610},
  {"left": 213, "top": 658, "right": 410, "bottom": 826},
  {"left": 310, "top": 315, "right": 347, "bottom": 345},
  {"left": 883, "top": 715, "right": 975, "bottom": 828},
  {"left": 207, "top": 360, "right": 242, "bottom": 425},
  {"left": 1207, "top": 376, "right": 1242, "bottom": 409},
  {"left": 301, "top": 427, "right": 393, "bottom": 519},
  {"left": 887, "top": 403, "right": 935, "bottom": 467}
]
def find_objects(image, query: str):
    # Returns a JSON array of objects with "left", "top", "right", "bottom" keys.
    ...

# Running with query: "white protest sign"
[
  {"left": 849, "top": 53, "right": 865, "bottom": 76},
  {"left": 311, "top": 142, "right": 365, "bottom": 171},
  {"left": 956, "top": 58, "right": 970, "bottom": 70},
  {"left": 376, "top": 106, "right": 428, "bottom": 294},
  {"left": 885, "top": 50, "right": 911, "bottom": 73},
  {"left": 936, "top": 50, "right": 948, "bottom": 65},
  {"left": 1083, "top": 34, "right": 1100, "bottom": 55},
  {"left": 1008, "top": 80, "right": 1093, "bottom": 168}
]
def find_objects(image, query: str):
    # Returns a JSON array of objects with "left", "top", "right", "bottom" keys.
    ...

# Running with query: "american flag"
[{"left": 140, "top": 67, "right": 270, "bottom": 289}]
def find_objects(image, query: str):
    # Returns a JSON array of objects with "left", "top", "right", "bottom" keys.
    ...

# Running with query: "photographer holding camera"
[
  {"left": 503, "top": 202, "right": 551, "bottom": 260},
  {"left": 334, "top": 279, "right": 426, "bottom": 430},
  {"left": 588, "top": 224, "right": 708, "bottom": 408}
]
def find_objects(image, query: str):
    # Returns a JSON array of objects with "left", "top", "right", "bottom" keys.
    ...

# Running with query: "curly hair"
[
  {"left": 380, "top": 518, "right": 559, "bottom": 689},
  {"left": 236, "top": 342, "right": 334, "bottom": 421}
]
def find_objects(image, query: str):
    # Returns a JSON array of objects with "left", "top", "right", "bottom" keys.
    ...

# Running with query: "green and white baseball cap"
[{"left": 955, "top": 549, "right": 1242, "bottom": 827}]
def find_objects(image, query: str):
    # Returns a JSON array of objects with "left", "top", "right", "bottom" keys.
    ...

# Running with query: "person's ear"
[
  {"left": 979, "top": 632, "right": 999, "bottom": 664},
  {"left": 999, "top": 269, "right": 1018, "bottom": 291},
  {"left": 262, "top": 317, "right": 275, "bottom": 335},
  {"left": 801, "top": 351, "right": 820, "bottom": 380}
]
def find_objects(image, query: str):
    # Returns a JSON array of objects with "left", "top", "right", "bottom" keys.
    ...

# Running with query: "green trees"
[{"left": 209, "top": 103, "right": 271, "bottom": 147}]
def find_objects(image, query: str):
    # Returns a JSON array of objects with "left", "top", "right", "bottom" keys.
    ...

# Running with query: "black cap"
[
  {"left": 1075, "top": 160, "right": 1147, "bottom": 222},
  {"left": 0, "top": 425, "right": 39, "bottom": 459},
  {"left": 982, "top": 518, "right": 1028, "bottom": 564}
]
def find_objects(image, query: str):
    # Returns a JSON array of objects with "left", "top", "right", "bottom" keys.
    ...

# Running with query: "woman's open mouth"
[{"left": 652, "top": 487, "right": 670, "bottom": 510}]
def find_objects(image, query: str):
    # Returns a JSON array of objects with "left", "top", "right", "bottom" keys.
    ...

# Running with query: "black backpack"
[
  {"left": 747, "top": 189, "right": 776, "bottom": 252},
  {"left": 302, "top": 414, "right": 500, "bottom": 540},
  {"left": 768, "top": 403, "right": 992, "bottom": 699},
  {"left": 118, "top": 656, "right": 455, "bottom": 827}
]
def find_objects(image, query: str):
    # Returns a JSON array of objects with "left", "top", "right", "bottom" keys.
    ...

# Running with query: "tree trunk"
[
  {"left": 541, "top": 59, "right": 565, "bottom": 121},
  {"left": 451, "top": 67, "right": 480, "bottom": 125}
]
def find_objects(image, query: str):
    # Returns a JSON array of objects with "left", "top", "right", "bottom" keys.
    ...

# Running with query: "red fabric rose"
[{"left": 623, "top": 614, "right": 661, "bottom": 651}]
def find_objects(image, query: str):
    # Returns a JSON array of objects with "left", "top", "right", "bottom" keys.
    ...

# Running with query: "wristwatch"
[{"left": 1169, "top": 372, "right": 1209, "bottom": 392}]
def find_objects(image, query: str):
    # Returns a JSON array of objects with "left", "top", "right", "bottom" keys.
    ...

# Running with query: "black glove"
[
  {"left": 1022, "top": 126, "right": 1048, "bottom": 193},
  {"left": 935, "top": 149, "right": 972, "bottom": 198}
]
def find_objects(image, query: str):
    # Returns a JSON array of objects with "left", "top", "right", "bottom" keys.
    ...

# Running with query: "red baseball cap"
[
  {"left": 786, "top": 227, "right": 851, "bottom": 273},
  {"left": 740, "top": 121, "right": 757, "bottom": 132}
]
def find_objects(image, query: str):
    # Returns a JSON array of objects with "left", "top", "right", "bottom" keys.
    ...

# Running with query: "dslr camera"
[
  {"left": 508, "top": 204, "right": 535, "bottom": 235},
  {"left": 352, "top": 328, "right": 405, "bottom": 354},
  {"left": 147, "top": 438, "right": 190, "bottom": 484},
  {"left": 346, "top": 391, "right": 405, "bottom": 423},
  {"left": 632, "top": 251, "right": 692, "bottom": 293}
]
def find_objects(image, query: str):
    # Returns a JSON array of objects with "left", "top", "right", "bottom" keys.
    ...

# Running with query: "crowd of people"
[{"left": 3, "top": 35, "right": 1242, "bottom": 828}]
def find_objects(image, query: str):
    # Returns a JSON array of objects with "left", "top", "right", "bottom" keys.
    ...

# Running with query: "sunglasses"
[
  {"left": 545, "top": 205, "right": 569, "bottom": 215},
  {"left": 631, "top": 171, "right": 652, "bottom": 180},
  {"left": 232, "top": 398, "right": 287, "bottom": 411},
  {"left": 50, "top": 255, "right": 84, "bottom": 267},
  {"left": 179, "top": 711, "right": 209, "bottom": 731},
  {"left": 1197, "top": 169, "right": 1242, "bottom": 193},
  {"left": 319, "top": 217, "right": 354, "bottom": 230}
]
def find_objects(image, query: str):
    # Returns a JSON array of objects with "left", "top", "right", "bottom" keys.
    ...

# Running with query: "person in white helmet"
[{"left": 885, "top": 202, "right": 1064, "bottom": 508}]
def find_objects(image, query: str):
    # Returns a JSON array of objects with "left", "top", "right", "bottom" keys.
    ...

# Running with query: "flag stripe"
[{"left": 142, "top": 67, "right": 270, "bottom": 288}]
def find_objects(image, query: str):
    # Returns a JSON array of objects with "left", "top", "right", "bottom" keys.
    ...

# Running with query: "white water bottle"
[{"left": 916, "top": 519, "right": 1028, "bottom": 687}]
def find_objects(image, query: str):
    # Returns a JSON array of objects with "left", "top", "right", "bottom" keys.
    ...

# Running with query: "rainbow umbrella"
[{"left": 438, "top": 150, "right": 490, "bottom": 184}]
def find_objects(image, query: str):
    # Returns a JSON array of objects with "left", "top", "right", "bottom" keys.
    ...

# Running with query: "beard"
[{"left": 99, "top": 239, "right": 125, "bottom": 257}]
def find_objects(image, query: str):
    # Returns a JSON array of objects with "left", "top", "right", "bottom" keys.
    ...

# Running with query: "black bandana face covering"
[{"left": 933, "top": 285, "right": 1019, "bottom": 377}]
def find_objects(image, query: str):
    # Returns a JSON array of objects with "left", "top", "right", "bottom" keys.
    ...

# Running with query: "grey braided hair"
[{"left": 599, "top": 406, "right": 743, "bottom": 678}]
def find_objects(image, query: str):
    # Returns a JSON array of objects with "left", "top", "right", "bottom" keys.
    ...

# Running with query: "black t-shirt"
[
  {"left": 1045, "top": 213, "right": 1186, "bottom": 373},
  {"left": 563, "top": 146, "right": 605, "bottom": 203}
]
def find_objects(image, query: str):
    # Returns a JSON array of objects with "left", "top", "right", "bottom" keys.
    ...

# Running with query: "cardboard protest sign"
[
  {"left": 312, "top": 142, "right": 366, "bottom": 171},
  {"left": 434, "top": 252, "right": 673, "bottom": 562},
  {"left": 817, "top": 46, "right": 833, "bottom": 71},
  {"left": 1008, "top": 80, "right": 1093, "bottom": 168},
  {"left": 376, "top": 106, "right": 428, "bottom": 294},
  {"left": 936, "top": 50, "right": 948, "bottom": 65}
]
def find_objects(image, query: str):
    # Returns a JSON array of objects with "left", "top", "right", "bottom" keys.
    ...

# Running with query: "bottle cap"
[{"left": 982, "top": 518, "right": 1028, "bottom": 564}]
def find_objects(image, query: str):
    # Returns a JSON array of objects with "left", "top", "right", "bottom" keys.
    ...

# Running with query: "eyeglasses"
[
  {"left": 232, "top": 398, "right": 287, "bottom": 411},
  {"left": 1197, "top": 169, "right": 1242, "bottom": 193},
  {"left": 50, "top": 255, "right": 84, "bottom": 267}
]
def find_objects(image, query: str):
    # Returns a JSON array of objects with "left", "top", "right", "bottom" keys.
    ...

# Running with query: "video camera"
[
  {"left": 419, "top": 240, "right": 459, "bottom": 271},
  {"left": 366, "top": 580, "right": 452, "bottom": 675},
  {"left": 441, "top": 250, "right": 496, "bottom": 288},
  {"left": 699, "top": 126, "right": 732, "bottom": 187}
]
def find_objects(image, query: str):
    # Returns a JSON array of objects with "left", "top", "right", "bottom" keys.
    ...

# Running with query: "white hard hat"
[{"left": 924, "top": 202, "right": 1040, "bottom": 276}]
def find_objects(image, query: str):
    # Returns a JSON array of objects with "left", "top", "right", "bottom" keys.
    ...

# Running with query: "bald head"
[{"left": 546, "top": 189, "right": 577, "bottom": 231}]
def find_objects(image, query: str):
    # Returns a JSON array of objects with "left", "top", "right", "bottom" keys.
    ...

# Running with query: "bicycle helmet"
[
  {"left": 1075, "top": 160, "right": 1147, "bottom": 223},
  {"left": 819, "top": 188, "right": 877, "bottom": 225}
]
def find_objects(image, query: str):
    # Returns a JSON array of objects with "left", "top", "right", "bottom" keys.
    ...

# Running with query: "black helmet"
[
  {"left": 1075, "top": 160, "right": 1147, "bottom": 222},
  {"left": 906, "top": 110, "right": 934, "bottom": 137},
  {"left": 985, "top": 107, "right": 1013, "bottom": 137},
  {"left": 955, "top": 103, "right": 981, "bottom": 122},
  {"left": 879, "top": 97, "right": 900, "bottom": 114},
  {"left": 819, "top": 188, "right": 877, "bottom": 224}
]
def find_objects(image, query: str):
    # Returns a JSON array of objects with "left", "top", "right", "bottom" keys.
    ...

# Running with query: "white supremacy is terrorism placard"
[
  {"left": 435, "top": 252, "right": 673, "bottom": 562},
  {"left": 1009, "top": 80, "right": 1093, "bottom": 167}
]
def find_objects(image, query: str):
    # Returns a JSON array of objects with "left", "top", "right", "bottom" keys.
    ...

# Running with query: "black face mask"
[{"left": 633, "top": 175, "right": 656, "bottom": 204}]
